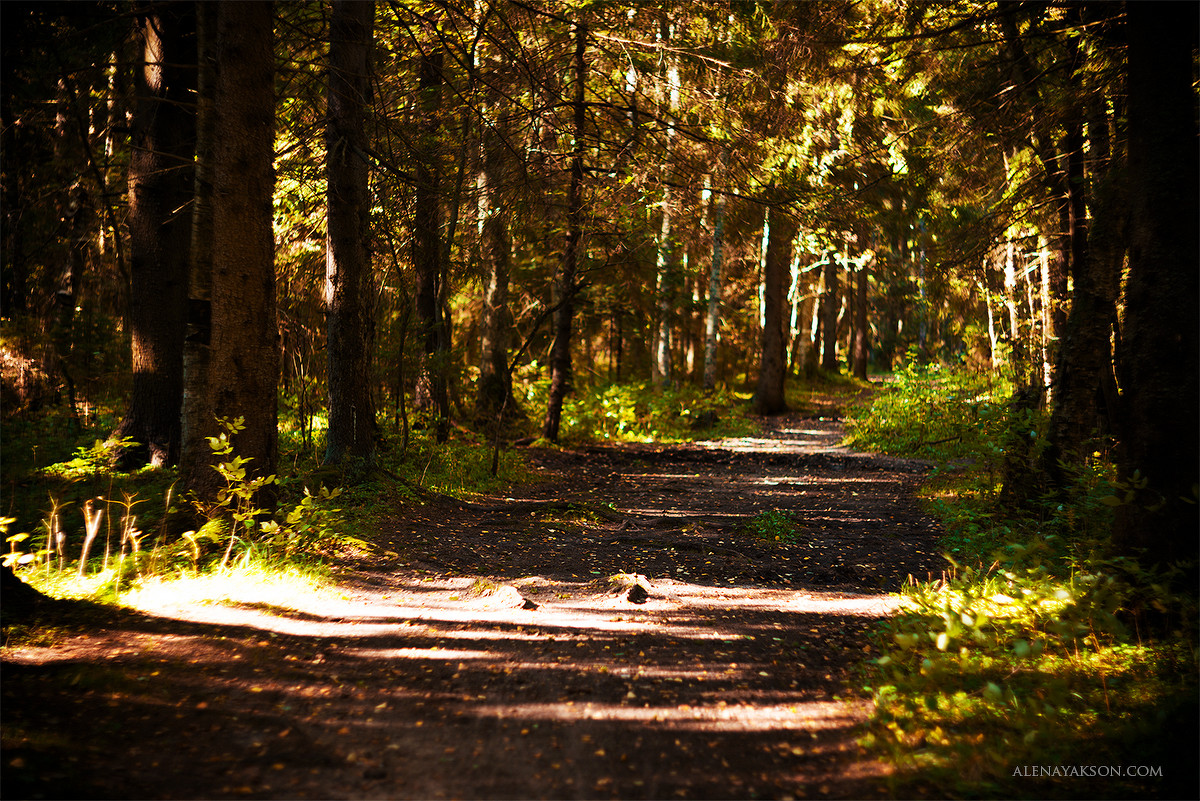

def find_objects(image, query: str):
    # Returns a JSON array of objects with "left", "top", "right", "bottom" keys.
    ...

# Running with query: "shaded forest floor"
[{"left": 2, "top": 411, "right": 947, "bottom": 800}]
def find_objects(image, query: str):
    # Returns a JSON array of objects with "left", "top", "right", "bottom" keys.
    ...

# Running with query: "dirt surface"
[{"left": 2, "top": 413, "right": 944, "bottom": 800}]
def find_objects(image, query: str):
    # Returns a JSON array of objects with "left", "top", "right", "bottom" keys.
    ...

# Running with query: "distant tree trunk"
[
  {"left": 819, "top": 253, "right": 840, "bottom": 371},
  {"left": 652, "top": 19, "right": 680, "bottom": 388},
  {"left": 113, "top": 2, "right": 196, "bottom": 467},
  {"left": 476, "top": 92, "right": 515, "bottom": 423},
  {"left": 324, "top": 0, "right": 376, "bottom": 470},
  {"left": 754, "top": 207, "right": 795, "bottom": 415},
  {"left": 412, "top": 44, "right": 450, "bottom": 442},
  {"left": 851, "top": 253, "right": 869, "bottom": 380},
  {"left": 702, "top": 153, "right": 727, "bottom": 391},
  {"left": 543, "top": 21, "right": 586, "bottom": 442},
  {"left": 180, "top": 0, "right": 278, "bottom": 505},
  {"left": 1112, "top": 2, "right": 1199, "bottom": 569}
]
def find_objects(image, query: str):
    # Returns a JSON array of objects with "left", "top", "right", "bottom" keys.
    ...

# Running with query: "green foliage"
[
  {"left": 39, "top": 436, "right": 137, "bottom": 480},
  {"left": 520, "top": 379, "right": 754, "bottom": 444},
  {"left": 189, "top": 416, "right": 346, "bottom": 571},
  {"left": 845, "top": 358, "right": 1018, "bottom": 464},
  {"left": 741, "top": 510, "right": 804, "bottom": 543},
  {"left": 852, "top": 363, "right": 1199, "bottom": 796}
]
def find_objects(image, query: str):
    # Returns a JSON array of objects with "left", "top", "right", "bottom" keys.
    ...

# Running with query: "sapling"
[{"left": 78, "top": 497, "right": 104, "bottom": 576}]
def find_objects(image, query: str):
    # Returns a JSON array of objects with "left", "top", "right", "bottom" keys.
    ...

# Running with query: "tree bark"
[
  {"left": 180, "top": 0, "right": 278, "bottom": 505},
  {"left": 476, "top": 87, "right": 515, "bottom": 424},
  {"left": 181, "top": 0, "right": 216, "bottom": 492},
  {"left": 1042, "top": 15, "right": 1120, "bottom": 480},
  {"left": 412, "top": 44, "right": 450, "bottom": 443},
  {"left": 703, "top": 151, "right": 727, "bottom": 391},
  {"left": 851, "top": 253, "right": 870, "bottom": 381},
  {"left": 1112, "top": 2, "right": 1199, "bottom": 569},
  {"left": 754, "top": 207, "right": 795, "bottom": 414},
  {"left": 542, "top": 21, "right": 587, "bottom": 443},
  {"left": 113, "top": 2, "right": 196, "bottom": 466},
  {"left": 819, "top": 253, "right": 840, "bottom": 371},
  {"left": 324, "top": 0, "right": 376, "bottom": 470},
  {"left": 652, "top": 18, "right": 680, "bottom": 388}
]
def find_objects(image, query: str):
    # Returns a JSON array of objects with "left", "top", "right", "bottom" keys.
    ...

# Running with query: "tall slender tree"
[
  {"left": 542, "top": 19, "right": 587, "bottom": 443},
  {"left": 412, "top": 39, "right": 451, "bottom": 443},
  {"left": 754, "top": 203, "right": 795, "bottom": 414}
]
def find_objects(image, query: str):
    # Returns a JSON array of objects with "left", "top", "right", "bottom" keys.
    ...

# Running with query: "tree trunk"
[
  {"left": 819, "top": 253, "right": 840, "bottom": 371},
  {"left": 113, "top": 2, "right": 196, "bottom": 467},
  {"left": 180, "top": 0, "right": 278, "bottom": 506},
  {"left": 324, "top": 0, "right": 376, "bottom": 470},
  {"left": 412, "top": 44, "right": 450, "bottom": 442},
  {"left": 476, "top": 91, "right": 515, "bottom": 424},
  {"left": 1112, "top": 2, "right": 1199, "bottom": 569},
  {"left": 181, "top": 0, "right": 217, "bottom": 491},
  {"left": 1042, "top": 21, "right": 1118, "bottom": 479},
  {"left": 543, "top": 21, "right": 587, "bottom": 442},
  {"left": 754, "top": 207, "right": 795, "bottom": 414},
  {"left": 652, "top": 19, "right": 680, "bottom": 388},
  {"left": 851, "top": 253, "right": 869, "bottom": 381}
]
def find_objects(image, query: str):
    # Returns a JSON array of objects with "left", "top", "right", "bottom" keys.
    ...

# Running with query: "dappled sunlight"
[
  {"left": 472, "top": 698, "right": 869, "bottom": 731},
  {"left": 344, "top": 647, "right": 500, "bottom": 662},
  {"left": 124, "top": 572, "right": 899, "bottom": 647}
]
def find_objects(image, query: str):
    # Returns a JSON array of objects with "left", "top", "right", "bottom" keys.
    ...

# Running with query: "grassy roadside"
[{"left": 846, "top": 362, "right": 1199, "bottom": 799}]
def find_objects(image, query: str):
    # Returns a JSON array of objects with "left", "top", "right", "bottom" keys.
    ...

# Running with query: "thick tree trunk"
[
  {"left": 324, "top": 0, "right": 376, "bottom": 470},
  {"left": 754, "top": 208, "right": 795, "bottom": 415},
  {"left": 114, "top": 2, "right": 196, "bottom": 466},
  {"left": 543, "top": 21, "right": 586, "bottom": 442},
  {"left": 180, "top": 0, "right": 278, "bottom": 505},
  {"left": 412, "top": 45, "right": 450, "bottom": 442},
  {"left": 1112, "top": 3, "right": 1199, "bottom": 569}
]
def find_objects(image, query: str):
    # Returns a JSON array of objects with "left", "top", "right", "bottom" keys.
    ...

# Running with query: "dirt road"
[{"left": 2, "top": 414, "right": 943, "bottom": 799}]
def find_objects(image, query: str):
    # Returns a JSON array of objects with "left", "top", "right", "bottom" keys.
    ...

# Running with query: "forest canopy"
[{"left": 1, "top": 0, "right": 1196, "bottom": 570}]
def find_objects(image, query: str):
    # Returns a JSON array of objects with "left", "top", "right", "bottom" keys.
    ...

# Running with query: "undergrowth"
[
  {"left": 849, "top": 360, "right": 1199, "bottom": 798},
  {"left": 519, "top": 378, "right": 755, "bottom": 443}
]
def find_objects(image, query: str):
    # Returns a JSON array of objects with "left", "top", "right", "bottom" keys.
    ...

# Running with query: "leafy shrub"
[{"left": 844, "top": 359, "right": 1017, "bottom": 465}]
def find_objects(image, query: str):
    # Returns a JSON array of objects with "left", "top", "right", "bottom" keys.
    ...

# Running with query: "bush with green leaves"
[
  {"left": 188, "top": 416, "right": 345, "bottom": 569},
  {"left": 844, "top": 359, "right": 1017, "bottom": 465}
]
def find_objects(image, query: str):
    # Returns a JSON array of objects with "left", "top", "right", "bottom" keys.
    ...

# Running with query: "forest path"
[{"left": 2, "top": 414, "right": 944, "bottom": 800}]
